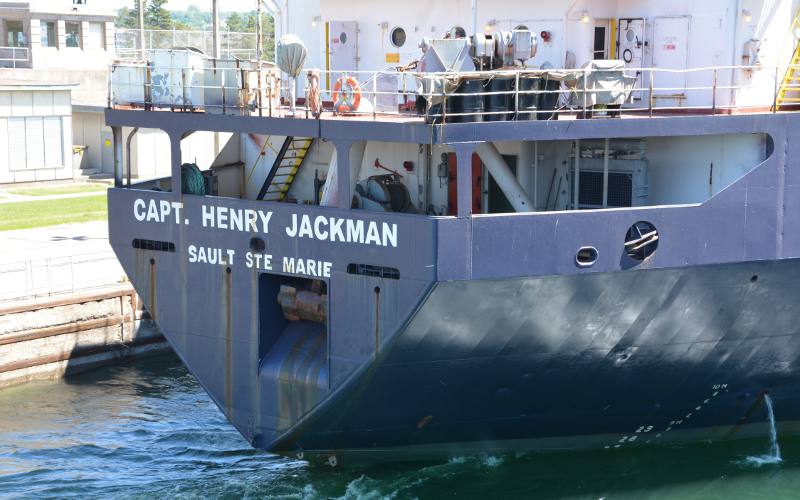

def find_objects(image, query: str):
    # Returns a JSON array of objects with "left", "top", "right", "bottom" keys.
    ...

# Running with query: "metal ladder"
[
  {"left": 775, "top": 11, "right": 800, "bottom": 110},
  {"left": 256, "top": 136, "right": 313, "bottom": 201}
]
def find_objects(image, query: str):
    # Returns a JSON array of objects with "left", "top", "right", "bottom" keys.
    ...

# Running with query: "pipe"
[
  {"left": 137, "top": 0, "right": 145, "bottom": 58},
  {"left": 261, "top": 0, "right": 283, "bottom": 60},
  {"left": 533, "top": 141, "right": 539, "bottom": 210},
  {"left": 602, "top": 138, "right": 609, "bottom": 208},
  {"left": 212, "top": 0, "right": 220, "bottom": 59},
  {"left": 125, "top": 127, "right": 139, "bottom": 188},
  {"left": 573, "top": 139, "right": 580, "bottom": 210},
  {"left": 517, "top": 141, "right": 532, "bottom": 205},
  {"left": 112, "top": 126, "right": 123, "bottom": 187},
  {"left": 474, "top": 142, "right": 533, "bottom": 213},
  {"left": 471, "top": 0, "right": 478, "bottom": 37},
  {"left": 564, "top": 0, "right": 581, "bottom": 66},
  {"left": 256, "top": 0, "right": 263, "bottom": 61},
  {"left": 730, "top": 0, "right": 743, "bottom": 107}
]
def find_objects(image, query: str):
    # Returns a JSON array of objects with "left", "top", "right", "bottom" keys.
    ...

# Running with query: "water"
[
  {"left": 741, "top": 394, "right": 783, "bottom": 467},
  {"left": 0, "top": 355, "right": 798, "bottom": 499}
]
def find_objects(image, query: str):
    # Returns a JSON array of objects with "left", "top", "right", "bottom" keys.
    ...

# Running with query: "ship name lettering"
[
  {"left": 134, "top": 198, "right": 184, "bottom": 224},
  {"left": 282, "top": 256, "right": 332, "bottom": 278},
  {"left": 201, "top": 205, "right": 272, "bottom": 233},
  {"left": 188, "top": 244, "right": 235, "bottom": 266},
  {"left": 285, "top": 214, "right": 397, "bottom": 248},
  {"left": 246, "top": 252, "right": 273, "bottom": 270}
]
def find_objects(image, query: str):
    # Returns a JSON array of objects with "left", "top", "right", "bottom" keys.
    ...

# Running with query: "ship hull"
[{"left": 267, "top": 259, "right": 800, "bottom": 463}]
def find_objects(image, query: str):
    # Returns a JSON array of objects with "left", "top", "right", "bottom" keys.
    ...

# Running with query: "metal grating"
[
  {"left": 579, "top": 171, "right": 633, "bottom": 208},
  {"left": 346, "top": 263, "right": 400, "bottom": 280}
]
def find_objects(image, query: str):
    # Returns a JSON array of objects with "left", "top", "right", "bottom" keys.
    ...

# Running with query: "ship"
[{"left": 105, "top": 0, "right": 800, "bottom": 465}]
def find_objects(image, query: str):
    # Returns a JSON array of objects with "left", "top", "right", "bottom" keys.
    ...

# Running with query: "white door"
[
  {"left": 652, "top": 17, "right": 690, "bottom": 100},
  {"left": 618, "top": 18, "right": 645, "bottom": 100},
  {"left": 328, "top": 21, "right": 359, "bottom": 90}
]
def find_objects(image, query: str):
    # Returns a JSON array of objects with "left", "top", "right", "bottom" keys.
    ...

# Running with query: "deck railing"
[{"left": 107, "top": 60, "right": 800, "bottom": 121}]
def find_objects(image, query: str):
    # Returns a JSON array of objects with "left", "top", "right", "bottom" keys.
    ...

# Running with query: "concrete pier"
[{"left": 0, "top": 284, "right": 170, "bottom": 388}]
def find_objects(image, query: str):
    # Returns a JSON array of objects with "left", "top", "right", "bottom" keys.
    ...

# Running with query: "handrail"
[
  {"left": 257, "top": 136, "right": 293, "bottom": 200},
  {"left": 107, "top": 59, "right": 800, "bottom": 121}
]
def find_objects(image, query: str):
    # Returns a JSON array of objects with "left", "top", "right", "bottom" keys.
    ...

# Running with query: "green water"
[{"left": 0, "top": 355, "right": 797, "bottom": 499}]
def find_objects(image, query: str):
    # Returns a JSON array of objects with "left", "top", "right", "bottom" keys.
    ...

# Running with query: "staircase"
[
  {"left": 775, "top": 11, "right": 800, "bottom": 110},
  {"left": 256, "top": 137, "right": 313, "bottom": 201}
]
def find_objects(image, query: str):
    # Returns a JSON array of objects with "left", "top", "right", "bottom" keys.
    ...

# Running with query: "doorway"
[{"left": 593, "top": 20, "right": 612, "bottom": 60}]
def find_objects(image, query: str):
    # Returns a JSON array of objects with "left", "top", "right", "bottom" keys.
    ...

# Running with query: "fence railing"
[
  {"left": 0, "top": 46, "right": 29, "bottom": 68},
  {"left": 108, "top": 60, "right": 800, "bottom": 121},
  {"left": 0, "top": 251, "right": 125, "bottom": 303},
  {"left": 115, "top": 28, "right": 262, "bottom": 61}
]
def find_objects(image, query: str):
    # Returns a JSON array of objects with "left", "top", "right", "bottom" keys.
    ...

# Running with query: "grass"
[
  {"left": 8, "top": 184, "right": 108, "bottom": 197},
  {"left": 0, "top": 195, "right": 108, "bottom": 231}
]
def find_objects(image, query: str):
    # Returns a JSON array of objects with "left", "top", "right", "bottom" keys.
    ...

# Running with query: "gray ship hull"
[{"left": 105, "top": 110, "right": 800, "bottom": 463}]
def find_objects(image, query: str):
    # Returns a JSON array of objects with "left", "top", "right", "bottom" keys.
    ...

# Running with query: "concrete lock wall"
[{"left": 0, "top": 286, "right": 171, "bottom": 389}]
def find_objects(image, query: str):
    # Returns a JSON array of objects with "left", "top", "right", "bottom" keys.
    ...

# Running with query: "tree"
[
  {"left": 225, "top": 12, "right": 245, "bottom": 33},
  {"left": 115, "top": 2, "right": 141, "bottom": 30},
  {"left": 145, "top": 0, "right": 172, "bottom": 29}
]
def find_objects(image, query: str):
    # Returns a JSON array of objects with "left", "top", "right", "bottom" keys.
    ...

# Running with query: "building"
[
  {"left": 0, "top": 81, "right": 75, "bottom": 183},
  {"left": 0, "top": 0, "right": 219, "bottom": 183},
  {"left": 0, "top": 0, "right": 114, "bottom": 181}
]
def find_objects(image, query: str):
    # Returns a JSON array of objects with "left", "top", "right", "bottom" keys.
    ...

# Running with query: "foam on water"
[{"left": 741, "top": 394, "right": 783, "bottom": 467}]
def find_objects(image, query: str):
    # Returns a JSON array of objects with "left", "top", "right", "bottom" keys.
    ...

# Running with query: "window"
[
  {"left": 65, "top": 22, "right": 81, "bottom": 48},
  {"left": 89, "top": 22, "right": 105, "bottom": 49},
  {"left": 390, "top": 27, "right": 406, "bottom": 48},
  {"left": 5, "top": 21, "right": 25, "bottom": 47},
  {"left": 41, "top": 21, "right": 56, "bottom": 47},
  {"left": 7, "top": 116, "right": 64, "bottom": 170}
]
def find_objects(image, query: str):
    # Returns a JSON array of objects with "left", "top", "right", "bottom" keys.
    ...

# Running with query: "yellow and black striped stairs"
[
  {"left": 257, "top": 137, "right": 313, "bottom": 201},
  {"left": 775, "top": 11, "right": 800, "bottom": 111}
]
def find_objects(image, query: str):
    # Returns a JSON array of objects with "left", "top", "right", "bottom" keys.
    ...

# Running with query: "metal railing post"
[
  {"left": 514, "top": 71, "right": 520, "bottom": 120},
  {"left": 648, "top": 70, "right": 654, "bottom": 117},
  {"left": 712, "top": 68, "right": 717, "bottom": 114},
  {"left": 373, "top": 72, "right": 377, "bottom": 120},
  {"left": 774, "top": 65, "right": 780, "bottom": 113},
  {"left": 582, "top": 69, "right": 588, "bottom": 118}
]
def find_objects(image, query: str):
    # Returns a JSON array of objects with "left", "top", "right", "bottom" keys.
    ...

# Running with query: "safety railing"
[
  {"left": 115, "top": 28, "right": 263, "bottom": 61},
  {"left": 107, "top": 60, "right": 800, "bottom": 121},
  {"left": 0, "top": 46, "right": 29, "bottom": 68},
  {"left": 0, "top": 251, "right": 125, "bottom": 303}
]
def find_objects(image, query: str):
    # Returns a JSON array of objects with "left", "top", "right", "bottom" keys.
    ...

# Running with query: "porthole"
[
  {"left": 576, "top": 246, "right": 599, "bottom": 267},
  {"left": 626, "top": 29, "right": 636, "bottom": 42},
  {"left": 624, "top": 221, "right": 659, "bottom": 261},
  {"left": 391, "top": 27, "right": 406, "bottom": 48},
  {"left": 249, "top": 237, "right": 266, "bottom": 252},
  {"left": 340, "top": 32, "right": 348, "bottom": 44}
]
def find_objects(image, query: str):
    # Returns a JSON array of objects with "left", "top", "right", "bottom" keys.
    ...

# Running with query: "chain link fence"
[{"left": 115, "top": 28, "right": 270, "bottom": 61}]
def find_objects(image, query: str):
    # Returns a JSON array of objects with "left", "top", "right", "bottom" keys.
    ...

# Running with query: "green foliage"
[
  {"left": 145, "top": 0, "right": 172, "bottom": 29},
  {"left": 225, "top": 12, "right": 245, "bottom": 32},
  {"left": 114, "top": 2, "right": 276, "bottom": 59}
]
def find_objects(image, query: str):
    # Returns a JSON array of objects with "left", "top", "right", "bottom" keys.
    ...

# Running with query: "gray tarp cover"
[
  {"left": 276, "top": 35, "right": 307, "bottom": 77},
  {"left": 415, "top": 59, "right": 635, "bottom": 108}
]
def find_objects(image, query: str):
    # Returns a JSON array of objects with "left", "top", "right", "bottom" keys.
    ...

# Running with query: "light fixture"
[
  {"left": 485, "top": 19, "right": 497, "bottom": 32},
  {"left": 581, "top": 11, "right": 590, "bottom": 24},
  {"left": 311, "top": 16, "right": 321, "bottom": 28},
  {"left": 742, "top": 9, "right": 752, "bottom": 23}
]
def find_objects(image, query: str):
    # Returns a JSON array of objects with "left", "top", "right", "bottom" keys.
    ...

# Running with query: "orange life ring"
[{"left": 332, "top": 76, "right": 361, "bottom": 113}]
